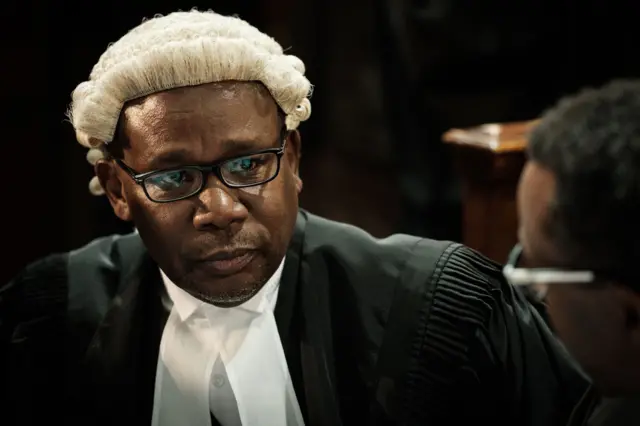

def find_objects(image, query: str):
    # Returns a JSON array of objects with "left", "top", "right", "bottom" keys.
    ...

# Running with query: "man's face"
[
  {"left": 99, "top": 82, "right": 302, "bottom": 307},
  {"left": 517, "top": 161, "right": 640, "bottom": 395}
]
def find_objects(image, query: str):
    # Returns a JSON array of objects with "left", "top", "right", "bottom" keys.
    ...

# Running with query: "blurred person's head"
[
  {"left": 68, "top": 10, "right": 312, "bottom": 307},
  {"left": 515, "top": 79, "right": 640, "bottom": 396}
]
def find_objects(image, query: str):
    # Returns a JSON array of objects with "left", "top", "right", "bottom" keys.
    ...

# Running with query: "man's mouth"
[{"left": 198, "top": 249, "right": 257, "bottom": 276}]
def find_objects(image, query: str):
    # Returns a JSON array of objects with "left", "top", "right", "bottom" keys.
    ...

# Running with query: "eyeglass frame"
[
  {"left": 502, "top": 244, "right": 596, "bottom": 299},
  {"left": 113, "top": 131, "right": 289, "bottom": 203}
]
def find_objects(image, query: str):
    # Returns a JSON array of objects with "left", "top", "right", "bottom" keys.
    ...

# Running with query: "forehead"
[
  {"left": 121, "top": 82, "right": 280, "bottom": 165},
  {"left": 517, "top": 161, "right": 562, "bottom": 263}
]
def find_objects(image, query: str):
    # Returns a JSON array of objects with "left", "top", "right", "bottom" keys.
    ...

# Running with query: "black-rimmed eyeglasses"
[{"left": 115, "top": 140, "right": 287, "bottom": 203}]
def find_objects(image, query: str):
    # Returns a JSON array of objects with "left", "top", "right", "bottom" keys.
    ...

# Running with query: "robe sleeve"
[
  {"left": 404, "top": 243, "right": 590, "bottom": 425},
  {"left": 583, "top": 395, "right": 640, "bottom": 426},
  {"left": 0, "top": 254, "right": 69, "bottom": 424}
]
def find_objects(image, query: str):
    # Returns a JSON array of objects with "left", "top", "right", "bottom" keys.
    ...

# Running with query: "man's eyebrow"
[
  {"left": 146, "top": 149, "right": 191, "bottom": 170},
  {"left": 146, "top": 139, "right": 270, "bottom": 170}
]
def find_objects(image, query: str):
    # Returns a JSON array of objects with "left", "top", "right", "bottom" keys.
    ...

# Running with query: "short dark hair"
[{"left": 528, "top": 79, "right": 640, "bottom": 288}]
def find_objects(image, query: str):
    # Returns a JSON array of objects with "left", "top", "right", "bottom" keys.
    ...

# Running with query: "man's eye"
[
  {"left": 227, "top": 157, "right": 258, "bottom": 172},
  {"left": 147, "top": 170, "right": 192, "bottom": 189}
]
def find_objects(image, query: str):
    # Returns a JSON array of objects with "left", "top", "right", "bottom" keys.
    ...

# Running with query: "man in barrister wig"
[{"left": 1, "top": 9, "right": 587, "bottom": 426}]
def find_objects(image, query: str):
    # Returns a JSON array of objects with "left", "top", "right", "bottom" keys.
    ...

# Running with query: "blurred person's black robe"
[
  {"left": 566, "top": 386, "right": 640, "bottom": 426},
  {"left": 0, "top": 210, "right": 588, "bottom": 425}
]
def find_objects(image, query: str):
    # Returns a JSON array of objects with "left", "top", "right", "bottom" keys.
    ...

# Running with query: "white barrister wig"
[{"left": 68, "top": 9, "right": 312, "bottom": 195}]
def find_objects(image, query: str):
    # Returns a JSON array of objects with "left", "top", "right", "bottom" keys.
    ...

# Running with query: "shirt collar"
[{"left": 161, "top": 257, "right": 285, "bottom": 322}]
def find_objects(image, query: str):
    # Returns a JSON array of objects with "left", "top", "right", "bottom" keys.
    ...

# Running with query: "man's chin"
[
  {"left": 187, "top": 282, "right": 260, "bottom": 307},
  {"left": 177, "top": 254, "right": 273, "bottom": 306},
  {"left": 181, "top": 268, "right": 262, "bottom": 306}
]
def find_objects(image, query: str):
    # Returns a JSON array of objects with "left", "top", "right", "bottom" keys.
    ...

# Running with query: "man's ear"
[
  {"left": 286, "top": 130, "right": 302, "bottom": 175},
  {"left": 624, "top": 287, "right": 640, "bottom": 345},
  {"left": 285, "top": 130, "right": 303, "bottom": 192},
  {"left": 95, "top": 160, "right": 133, "bottom": 221}
]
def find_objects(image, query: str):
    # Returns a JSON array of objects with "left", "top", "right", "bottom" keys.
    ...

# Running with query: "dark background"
[{"left": 3, "top": 0, "right": 639, "bottom": 284}]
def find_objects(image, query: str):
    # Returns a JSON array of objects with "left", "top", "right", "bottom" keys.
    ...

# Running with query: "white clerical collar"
[{"left": 160, "top": 257, "right": 285, "bottom": 322}]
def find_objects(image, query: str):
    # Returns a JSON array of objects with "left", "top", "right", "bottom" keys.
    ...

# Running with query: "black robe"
[
  {"left": 566, "top": 386, "right": 640, "bottom": 426},
  {"left": 0, "top": 210, "right": 588, "bottom": 425}
]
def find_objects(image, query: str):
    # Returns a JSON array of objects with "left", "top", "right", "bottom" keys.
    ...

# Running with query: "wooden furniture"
[{"left": 443, "top": 120, "right": 539, "bottom": 263}]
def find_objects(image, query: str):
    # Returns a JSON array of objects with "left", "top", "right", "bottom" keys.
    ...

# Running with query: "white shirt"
[{"left": 151, "top": 258, "right": 304, "bottom": 426}]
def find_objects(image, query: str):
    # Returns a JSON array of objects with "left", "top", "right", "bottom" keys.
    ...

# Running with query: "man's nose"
[{"left": 192, "top": 178, "right": 249, "bottom": 230}]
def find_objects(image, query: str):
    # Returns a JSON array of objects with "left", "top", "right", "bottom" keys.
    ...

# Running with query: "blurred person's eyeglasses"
[
  {"left": 503, "top": 244, "right": 596, "bottom": 300},
  {"left": 114, "top": 130, "right": 288, "bottom": 203}
]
